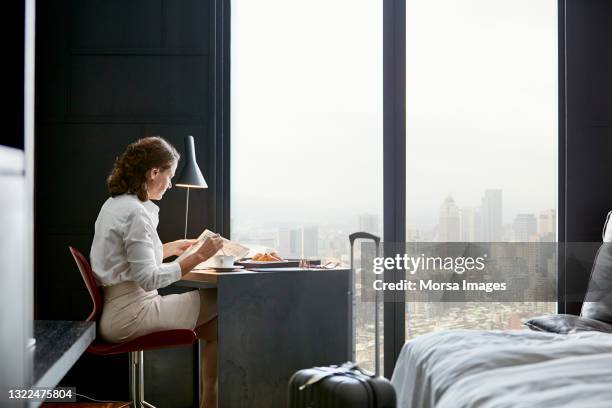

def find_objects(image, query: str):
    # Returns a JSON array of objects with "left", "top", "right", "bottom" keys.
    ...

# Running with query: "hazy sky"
[
  {"left": 405, "top": 0, "right": 557, "bottom": 228},
  {"left": 231, "top": 0, "right": 557, "bottom": 229}
]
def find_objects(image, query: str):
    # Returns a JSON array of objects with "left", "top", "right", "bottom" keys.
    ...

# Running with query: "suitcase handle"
[
  {"left": 349, "top": 232, "right": 381, "bottom": 246},
  {"left": 348, "top": 231, "right": 382, "bottom": 377}
]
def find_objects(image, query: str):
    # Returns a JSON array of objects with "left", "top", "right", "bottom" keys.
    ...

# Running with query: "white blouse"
[{"left": 90, "top": 194, "right": 181, "bottom": 291}]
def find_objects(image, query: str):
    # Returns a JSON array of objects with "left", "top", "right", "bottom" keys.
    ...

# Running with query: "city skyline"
[
  {"left": 231, "top": 190, "right": 557, "bottom": 372},
  {"left": 436, "top": 189, "right": 556, "bottom": 243},
  {"left": 231, "top": 188, "right": 556, "bottom": 260}
]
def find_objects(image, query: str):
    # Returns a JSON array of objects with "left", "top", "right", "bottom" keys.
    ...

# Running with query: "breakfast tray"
[{"left": 236, "top": 259, "right": 320, "bottom": 269}]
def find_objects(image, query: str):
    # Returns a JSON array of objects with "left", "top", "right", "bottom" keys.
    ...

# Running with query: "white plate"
[{"left": 202, "top": 265, "right": 245, "bottom": 272}]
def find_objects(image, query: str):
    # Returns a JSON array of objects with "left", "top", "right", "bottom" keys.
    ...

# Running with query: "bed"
[
  {"left": 391, "top": 217, "right": 612, "bottom": 407},
  {"left": 390, "top": 329, "right": 612, "bottom": 408}
]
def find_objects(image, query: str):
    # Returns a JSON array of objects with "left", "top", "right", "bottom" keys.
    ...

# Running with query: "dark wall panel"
[
  {"left": 36, "top": 233, "right": 95, "bottom": 320},
  {"left": 35, "top": 1, "right": 216, "bottom": 406},
  {"left": 71, "top": 0, "right": 163, "bottom": 50},
  {"left": 565, "top": 127, "right": 612, "bottom": 241},
  {"left": 164, "top": 0, "right": 211, "bottom": 50},
  {"left": 70, "top": 0, "right": 210, "bottom": 52},
  {"left": 37, "top": 124, "right": 141, "bottom": 232},
  {"left": 563, "top": 0, "right": 612, "bottom": 314},
  {"left": 565, "top": 1, "right": 612, "bottom": 125},
  {"left": 70, "top": 56, "right": 208, "bottom": 116},
  {"left": 36, "top": 0, "right": 70, "bottom": 120}
]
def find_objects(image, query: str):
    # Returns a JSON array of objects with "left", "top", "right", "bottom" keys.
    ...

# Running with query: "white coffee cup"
[{"left": 210, "top": 254, "right": 235, "bottom": 268}]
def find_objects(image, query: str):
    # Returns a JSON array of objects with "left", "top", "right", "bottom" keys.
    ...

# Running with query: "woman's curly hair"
[{"left": 107, "top": 136, "right": 180, "bottom": 201}]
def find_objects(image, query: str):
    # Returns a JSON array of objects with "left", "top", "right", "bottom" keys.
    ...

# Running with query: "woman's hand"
[
  {"left": 163, "top": 239, "right": 198, "bottom": 259},
  {"left": 176, "top": 234, "right": 223, "bottom": 276},
  {"left": 195, "top": 235, "right": 223, "bottom": 261}
]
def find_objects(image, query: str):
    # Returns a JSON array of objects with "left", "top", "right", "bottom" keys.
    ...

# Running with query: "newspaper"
[{"left": 175, "top": 229, "right": 250, "bottom": 269}]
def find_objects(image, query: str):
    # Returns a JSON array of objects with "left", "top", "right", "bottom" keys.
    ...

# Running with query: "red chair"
[{"left": 69, "top": 247, "right": 197, "bottom": 408}]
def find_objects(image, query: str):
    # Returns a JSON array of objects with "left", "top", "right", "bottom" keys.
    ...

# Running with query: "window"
[
  {"left": 231, "top": 0, "right": 383, "bottom": 370},
  {"left": 404, "top": 0, "right": 558, "bottom": 338}
]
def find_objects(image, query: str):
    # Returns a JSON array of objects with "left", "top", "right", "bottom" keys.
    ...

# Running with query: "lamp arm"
[{"left": 184, "top": 187, "right": 190, "bottom": 240}]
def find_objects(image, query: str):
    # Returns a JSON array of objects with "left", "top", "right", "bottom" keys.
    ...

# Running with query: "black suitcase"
[
  {"left": 288, "top": 233, "right": 396, "bottom": 408},
  {"left": 288, "top": 362, "right": 396, "bottom": 408}
]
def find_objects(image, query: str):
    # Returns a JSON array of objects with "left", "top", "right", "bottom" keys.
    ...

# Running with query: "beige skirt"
[{"left": 99, "top": 281, "right": 216, "bottom": 343}]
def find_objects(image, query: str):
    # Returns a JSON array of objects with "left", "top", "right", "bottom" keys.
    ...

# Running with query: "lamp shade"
[{"left": 175, "top": 135, "right": 208, "bottom": 188}]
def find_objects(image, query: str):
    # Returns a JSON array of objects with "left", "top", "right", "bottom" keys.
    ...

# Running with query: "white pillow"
[{"left": 604, "top": 211, "right": 612, "bottom": 242}]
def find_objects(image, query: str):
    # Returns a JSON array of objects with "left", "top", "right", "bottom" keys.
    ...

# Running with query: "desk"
[{"left": 173, "top": 267, "right": 350, "bottom": 408}]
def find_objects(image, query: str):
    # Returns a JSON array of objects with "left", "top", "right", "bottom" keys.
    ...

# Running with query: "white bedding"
[{"left": 391, "top": 329, "right": 612, "bottom": 408}]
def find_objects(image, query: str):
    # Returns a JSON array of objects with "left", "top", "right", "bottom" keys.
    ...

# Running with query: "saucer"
[{"left": 204, "top": 265, "right": 245, "bottom": 272}]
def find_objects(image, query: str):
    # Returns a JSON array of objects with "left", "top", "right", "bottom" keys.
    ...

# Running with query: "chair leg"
[{"left": 129, "top": 350, "right": 157, "bottom": 408}]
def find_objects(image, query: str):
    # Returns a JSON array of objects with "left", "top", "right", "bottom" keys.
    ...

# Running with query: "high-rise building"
[
  {"left": 302, "top": 225, "right": 318, "bottom": 257},
  {"left": 502, "top": 224, "right": 515, "bottom": 242},
  {"left": 407, "top": 226, "right": 421, "bottom": 242},
  {"left": 514, "top": 214, "right": 537, "bottom": 242},
  {"left": 358, "top": 213, "right": 379, "bottom": 236},
  {"left": 439, "top": 196, "right": 460, "bottom": 241},
  {"left": 278, "top": 227, "right": 302, "bottom": 258},
  {"left": 279, "top": 226, "right": 318, "bottom": 258},
  {"left": 538, "top": 209, "right": 556, "bottom": 241},
  {"left": 480, "top": 189, "right": 502, "bottom": 242},
  {"left": 460, "top": 206, "right": 480, "bottom": 242}
]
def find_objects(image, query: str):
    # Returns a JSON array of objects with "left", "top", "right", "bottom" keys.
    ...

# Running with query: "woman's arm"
[
  {"left": 124, "top": 209, "right": 186, "bottom": 291},
  {"left": 124, "top": 208, "right": 223, "bottom": 289}
]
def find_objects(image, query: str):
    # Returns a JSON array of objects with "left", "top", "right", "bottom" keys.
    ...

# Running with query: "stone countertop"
[{"left": 32, "top": 320, "right": 95, "bottom": 389}]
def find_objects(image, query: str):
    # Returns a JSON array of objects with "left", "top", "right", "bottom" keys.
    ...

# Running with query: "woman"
[{"left": 90, "top": 136, "right": 221, "bottom": 408}]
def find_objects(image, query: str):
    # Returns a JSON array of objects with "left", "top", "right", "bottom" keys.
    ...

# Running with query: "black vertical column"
[{"left": 383, "top": 0, "right": 406, "bottom": 379}]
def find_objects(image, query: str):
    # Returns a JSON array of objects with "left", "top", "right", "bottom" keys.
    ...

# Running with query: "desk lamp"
[{"left": 175, "top": 135, "right": 207, "bottom": 239}]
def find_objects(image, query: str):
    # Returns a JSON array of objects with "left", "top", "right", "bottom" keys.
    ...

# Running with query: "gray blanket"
[{"left": 391, "top": 329, "right": 612, "bottom": 408}]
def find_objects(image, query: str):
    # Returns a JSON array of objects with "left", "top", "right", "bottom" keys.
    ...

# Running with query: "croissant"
[{"left": 251, "top": 252, "right": 284, "bottom": 262}]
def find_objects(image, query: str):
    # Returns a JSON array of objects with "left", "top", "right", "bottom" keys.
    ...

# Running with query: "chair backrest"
[{"left": 69, "top": 247, "right": 103, "bottom": 322}]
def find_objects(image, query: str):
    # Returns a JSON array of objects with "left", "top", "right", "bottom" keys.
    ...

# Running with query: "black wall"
[
  {"left": 35, "top": 1, "right": 220, "bottom": 405},
  {"left": 5, "top": 1, "right": 25, "bottom": 149},
  {"left": 562, "top": 0, "right": 612, "bottom": 314}
]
